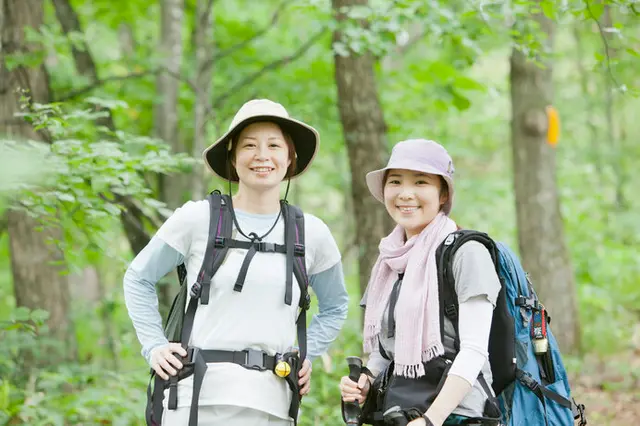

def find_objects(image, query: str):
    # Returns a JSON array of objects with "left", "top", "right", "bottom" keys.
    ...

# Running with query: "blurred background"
[{"left": 1, "top": 0, "right": 639, "bottom": 424}]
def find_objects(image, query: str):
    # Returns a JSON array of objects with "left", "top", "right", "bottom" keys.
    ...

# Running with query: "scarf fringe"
[
  {"left": 394, "top": 342, "right": 445, "bottom": 379},
  {"left": 422, "top": 341, "right": 444, "bottom": 363},
  {"left": 395, "top": 362, "right": 425, "bottom": 379}
]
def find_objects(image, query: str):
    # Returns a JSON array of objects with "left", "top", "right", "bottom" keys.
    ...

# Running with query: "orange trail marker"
[{"left": 546, "top": 105, "right": 560, "bottom": 147}]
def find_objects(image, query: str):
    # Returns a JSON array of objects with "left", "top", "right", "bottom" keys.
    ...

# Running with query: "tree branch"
[
  {"left": 201, "top": 0, "right": 216, "bottom": 26},
  {"left": 54, "top": 71, "right": 152, "bottom": 101},
  {"left": 207, "top": 28, "right": 326, "bottom": 115},
  {"left": 54, "top": 67, "right": 195, "bottom": 102},
  {"left": 202, "top": 0, "right": 288, "bottom": 70},
  {"left": 583, "top": 0, "right": 622, "bottom": 90}
]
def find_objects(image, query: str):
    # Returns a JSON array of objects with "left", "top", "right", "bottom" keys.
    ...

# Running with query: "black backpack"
[{"left": 145, "top": 190, "right": 310, "bottom": 426}]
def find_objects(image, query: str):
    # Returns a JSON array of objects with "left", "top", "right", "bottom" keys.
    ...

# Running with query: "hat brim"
[
  {"left": 203, "top": 115, "right": 319, "bottom": 182},
  {"left": 365, "top": 165, "right": 455, "bottom": 215}
]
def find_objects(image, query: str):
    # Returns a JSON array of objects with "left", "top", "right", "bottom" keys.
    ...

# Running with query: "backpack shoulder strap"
[
  {"left": 282, "top": 201, "right": 310, "bottom": 361},
  {"left": 180, "top": 191, "right": 232, "bottom": 344},
  {"left": 192, "top": 191, "right": 233, "bottom": 305},
  {"left": 436, "top": 229, "right": 499, "bottom": 350},
  {"left": 282, "top": 202, "right": 309, "bottom": 304}
]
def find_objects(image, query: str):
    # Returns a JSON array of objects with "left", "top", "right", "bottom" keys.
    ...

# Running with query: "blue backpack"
[{"left": 436, "top": 230, "right": 587, "bottom": 426}]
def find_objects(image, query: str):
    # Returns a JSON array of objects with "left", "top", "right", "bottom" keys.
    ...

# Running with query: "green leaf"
[
  {"left": 584, "top": 2, "right": 604, "bottom": 21},
  {"left": 540, "top": 0, "right": 555, "bottom": 19},
  {"left": 13, "top": 307, "right": 30, "bottom": 322},
  {"left": 452, "top": 92, "right": 471, "bottom": 111},
  {"left": 56, "top": 192, "right": 76, "bottom": 203},
  {"left": 30, "top": 309, "right": 50, "bottom": 323},
  {"left": 626, "top": 47, "right": 640, "bottom": 58},
  {"left": 453, "top": 76, "right": 485, "bottom": 91}
]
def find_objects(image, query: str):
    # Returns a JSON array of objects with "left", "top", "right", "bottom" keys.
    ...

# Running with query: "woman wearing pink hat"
[
  {"left": 124, "top": 99, "right": 348, "bottom": 425},
  {"left": 339, "top": 139, "right": 501, "bottom": 426}
]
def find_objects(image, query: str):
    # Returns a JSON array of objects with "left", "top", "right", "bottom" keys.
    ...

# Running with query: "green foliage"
[{"left": 2, "top": 97, "right": 195, "bottom": 267}]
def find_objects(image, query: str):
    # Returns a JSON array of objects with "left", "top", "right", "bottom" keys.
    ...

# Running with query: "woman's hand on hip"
[
  {"left": 298, "top": 358, "right": 313, "bottom": 396},
  {"left": 150, "top": 343, "right": 187, "bottom": 380}
]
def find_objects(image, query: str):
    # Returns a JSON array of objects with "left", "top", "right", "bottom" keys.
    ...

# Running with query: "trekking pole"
[{"left": 342, "top": 356, "right": 363, "bottom": 425}]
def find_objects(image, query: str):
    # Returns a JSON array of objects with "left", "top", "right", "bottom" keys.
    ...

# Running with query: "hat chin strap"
[{"left": 283, "top": 178, "right": 291, "bottom": 203}]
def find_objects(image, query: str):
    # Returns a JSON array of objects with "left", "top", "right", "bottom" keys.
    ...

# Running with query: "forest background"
[{"left": 1, "top": 0, "right": 639, "bottom": 425}]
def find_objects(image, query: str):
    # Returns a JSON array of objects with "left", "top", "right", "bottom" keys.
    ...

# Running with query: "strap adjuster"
[
  {"left": 294, "top": 243, "right": 305, "bottom": 257},
  {"left": 190, "top": 281, "right": 202, "bottom": 298},
  {"left": 214, "top": 236, "right": 225, "bottom": 248},
  {"left": 444, "top": 304, "right": 457, "bottom": 318},
  {"left": 257, "top": 241, "right": 276, "bottom": 252}
]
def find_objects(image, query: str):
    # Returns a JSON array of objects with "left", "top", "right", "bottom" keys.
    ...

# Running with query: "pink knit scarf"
[{"left": 363, "top": 213, "right": 458, "bottom": 378}]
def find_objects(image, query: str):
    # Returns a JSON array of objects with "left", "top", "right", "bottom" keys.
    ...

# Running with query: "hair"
[
  {"left": 227, "top": 123, "right": 297, "bottom": 181},
  {"left": 383, "top": 170, "right": 450, "bottom": 210}
]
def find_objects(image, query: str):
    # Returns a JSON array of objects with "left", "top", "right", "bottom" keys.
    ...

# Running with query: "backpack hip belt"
[{"left": 162, "top": 347, "right": 301, "bottom": 424}]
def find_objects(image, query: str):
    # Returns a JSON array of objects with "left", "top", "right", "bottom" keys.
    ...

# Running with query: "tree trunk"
[
  {"left": 572, "top": 24, "right": 601, "bottom": 175},
  {"left": 601, "top": 5, "right": 626, "bottom": 210},
  {"left": 51, "top": 0, "right": 152, "bottom": 255},
  {"left": 156, "top": 0, "right": 185, "bottom": 209},
  {"left": 1, "top": 0, "right": 76, "bottom": 360},
  {"left": 509, "top": 3, "right": 580, "bottom": 353},
  {"left": 153, "top": 0, "right": 186, "bottom": 312},
  {"left": 332, "top": 0, "right": 391, "bottom": 297},
  {"left": 192, "top": 0, "right": 214, "bottom": 201}
]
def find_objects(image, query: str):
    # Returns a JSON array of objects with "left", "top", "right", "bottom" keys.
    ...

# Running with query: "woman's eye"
[
  {"left": 416, "top": 180, "right": 428, "bottom": 185},
  {"left": 388, "top": 180, "right": 400, "bottom": 185}
]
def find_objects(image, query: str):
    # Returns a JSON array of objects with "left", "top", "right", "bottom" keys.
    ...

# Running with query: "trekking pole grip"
[{"left": 342, "top": 356, "right": 364, "bottom": 425}]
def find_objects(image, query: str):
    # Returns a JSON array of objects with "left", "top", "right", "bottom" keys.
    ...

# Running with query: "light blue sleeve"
[
  {"left": 123, "top": 236, "right": 184, "bottom": 364},
  {"left": 307, "top": 261, "right": 349, "bottom": 362}
]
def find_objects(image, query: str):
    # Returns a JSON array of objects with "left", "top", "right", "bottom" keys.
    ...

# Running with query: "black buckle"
[
  {"left": 444, "top": 304, "right": 457, "bottom": 318},
  {"left": 573, "top": 399, "right": 587, "bottom": 425},
  {"left": 257, "top": 241, "right": 276, "bottom": 252},
  {"left": 182, "top": 347, "right": 200, "bottom": 366},
  {"left": 214, "top": 236, "right": 225, "bottom": 248},
  {"left": 294, "top": 243, "right": 305, "bottom": 257},
  {"left": 243, "top": 348, "right": 266, "bottom": 371},
  {"left": 518, "top": 371, "right": 539, "bottom": 392},
  {"left": 515, "top": 296, "right": 539, "bottom": 310},
  {"left": 190, "top": 281, "right": 202, "bottom": 298}
]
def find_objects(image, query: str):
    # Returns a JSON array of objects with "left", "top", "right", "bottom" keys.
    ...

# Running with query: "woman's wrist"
[{"left": 422, "top": 414, "right": 435, "bottom": 426}]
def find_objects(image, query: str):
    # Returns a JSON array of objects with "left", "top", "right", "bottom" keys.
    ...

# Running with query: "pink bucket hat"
[{"left": 365, "top": 139, "right": 455, "bottom": 215}]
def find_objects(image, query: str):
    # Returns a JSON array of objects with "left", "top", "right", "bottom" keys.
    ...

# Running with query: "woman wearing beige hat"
[
  {"left": 339, "top": 139, "right": 501, "bottom": 426},
  {"left": 124, "top": 99, "right": 348, "bottom": 425}
]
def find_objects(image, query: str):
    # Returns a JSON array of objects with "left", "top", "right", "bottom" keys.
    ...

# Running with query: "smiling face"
[
  {"left": 230, "top": 122, "right": 295, "bottom": 190},
  {"left": 383, "top": 169, "right": 449, "bottom": 239}
]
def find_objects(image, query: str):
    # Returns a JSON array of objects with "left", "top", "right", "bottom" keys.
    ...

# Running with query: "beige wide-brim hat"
[
  {"left": 202, "top": 99, "right": 320, "bottom": 182},
  {"left": 365, "top": 139, "right": 455, "bottom": 215}
]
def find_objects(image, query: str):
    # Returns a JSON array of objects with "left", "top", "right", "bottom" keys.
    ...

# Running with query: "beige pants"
[{"left": 162, "top": 404, "right": 294, "bottom": 426}]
